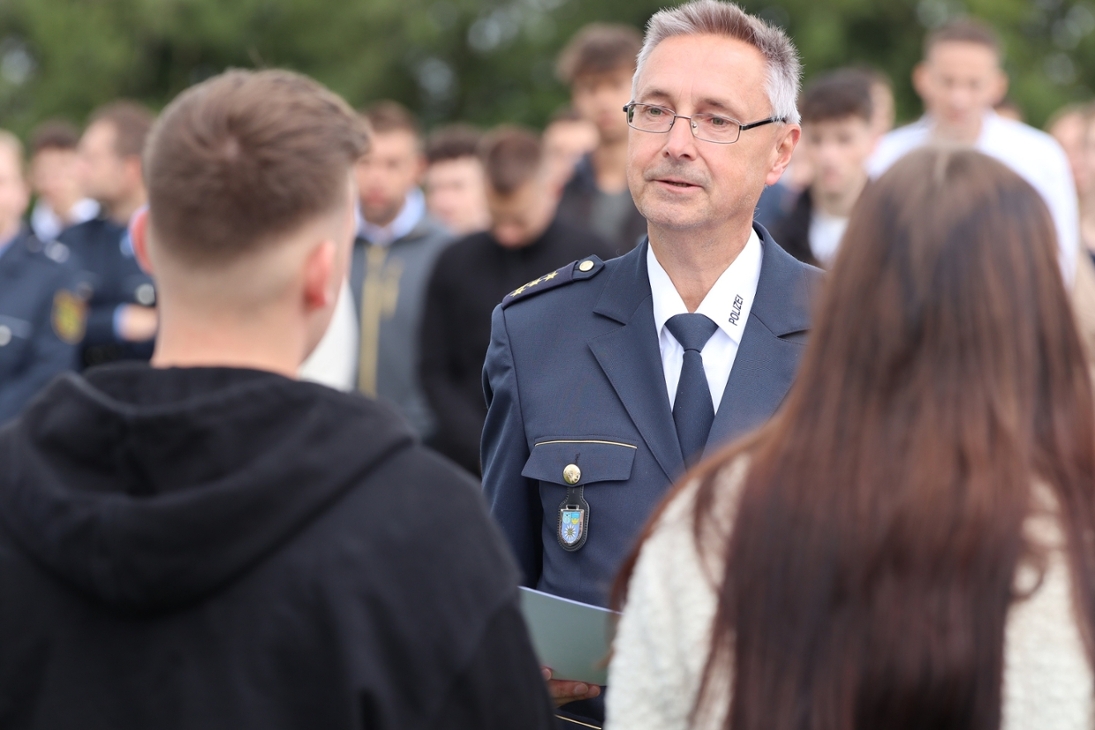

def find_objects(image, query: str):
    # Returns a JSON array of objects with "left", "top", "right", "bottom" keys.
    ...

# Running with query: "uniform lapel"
[
  {"left": 588, "top": 241, "right": 685, "bottom": 482},
  {"left": 705, "top": 225, "right": 815, "bottom": 453}
]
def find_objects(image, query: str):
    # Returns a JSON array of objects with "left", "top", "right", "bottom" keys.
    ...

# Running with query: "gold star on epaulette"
[{"left": 505, "top": 271, "right": 551, "bottom": 299}]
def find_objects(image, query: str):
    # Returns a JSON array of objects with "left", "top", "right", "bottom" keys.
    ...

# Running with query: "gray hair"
[{"left": 634, "top": 0, "right": 802, "bottom": 125}]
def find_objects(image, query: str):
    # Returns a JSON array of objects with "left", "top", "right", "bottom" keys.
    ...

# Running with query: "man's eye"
[
  {"left": 645, "top": 107, "right": 666, "bottom": 117},
  {"left": 707, "top": 116, "right": 730, "bottom": 128}
]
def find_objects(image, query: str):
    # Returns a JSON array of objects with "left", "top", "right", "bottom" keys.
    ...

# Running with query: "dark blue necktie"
[{"left": 666, "top": 313, "right": 719, "bottom": 466}]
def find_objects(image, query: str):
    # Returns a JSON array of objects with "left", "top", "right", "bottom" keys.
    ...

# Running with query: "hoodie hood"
[{"left": 0, "top": 364, "right": 415, "bottom": 614}]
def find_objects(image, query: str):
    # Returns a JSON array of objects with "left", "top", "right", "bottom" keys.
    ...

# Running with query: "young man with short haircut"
[
  {"left": 420, "top": 126, "right": 612, "bottom": 476},
  {"left": 868, "top": 18, "right": 1078, "bottom": 282},
  {"left": 59, "top": 102, "right": 158, "bottom": 366},
  {"left": 555, "top": 23, "right": 647, "bottom": 254},
  {"left": 352, "top": 101, "right": 452, "bottom": 441},
  {"left": 774, "top": 70, "right": 877, "bottom": 268},
  {"left": 0, "top": 69, "right": 555, "bottom": 730},
  {"left": 423, "top": 123, "right": 490, "bottom": 236}
]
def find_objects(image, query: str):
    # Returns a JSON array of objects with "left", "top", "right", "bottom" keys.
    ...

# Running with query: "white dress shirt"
[
  {"left": 648, "top": 230, "right": 763, "bottom": 411},
  {"left": 299, "top": 277, "right": 359, "bottom": 392},
  {"left": 808, "top": 210, "right": 848, "bottom": 266},
  {"left": 868, "top": 111, "right": 1080, "bottom": 284}
]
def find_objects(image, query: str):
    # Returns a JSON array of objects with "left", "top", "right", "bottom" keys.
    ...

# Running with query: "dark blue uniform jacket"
[
  {"left": 481, "top": 224, "right": 822, "bottom": 608},
  {"left": 0, "top": 227, "right": 83, "bottom": 423},
  {"left": 58, "top": 217, "right": 155, "bottom": 367}
]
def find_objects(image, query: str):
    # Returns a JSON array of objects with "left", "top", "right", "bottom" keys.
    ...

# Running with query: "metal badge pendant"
[{"left": 558, "top": 487, "right": 590, "bottom": 552}]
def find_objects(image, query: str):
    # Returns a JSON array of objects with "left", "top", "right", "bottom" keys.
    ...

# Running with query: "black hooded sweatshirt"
[{"left": 0, "top": 364, "right": 555, "bottom": 729}]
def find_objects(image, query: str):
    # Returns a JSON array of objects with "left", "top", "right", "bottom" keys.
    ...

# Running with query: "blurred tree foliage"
[{"left": 0, "top": 0, "right": 1093, "bottom": 138}]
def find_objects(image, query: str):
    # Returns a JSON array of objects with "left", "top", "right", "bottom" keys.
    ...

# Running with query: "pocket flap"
[{"left": 522, "top": 439, "right": 637, "bottom": 486}]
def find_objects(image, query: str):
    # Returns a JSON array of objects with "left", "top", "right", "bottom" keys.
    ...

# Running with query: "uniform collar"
[{"left": 647, "top": 228, "right": 763, "bottom": 346}]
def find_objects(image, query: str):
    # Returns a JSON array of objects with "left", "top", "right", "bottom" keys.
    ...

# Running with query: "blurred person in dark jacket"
[
  {"left": 775, "top": 70, "right": 877, "bottom": 268},
  {"left": 0, "top": 69, "right": 555, "bottom": 730},
  {"left": 556, "top": 24, "right": 647, "bottom": 255},
  {"left": 27, "top": 120, "right": 99, "bottom": 242},
  {"left": 0, "top": 129, "right": 85, "bottom": 424},
  {"left": 419, "top": 126, "right": 613, "bottom": 476},
  {"left": 59, "top": 102, "right": 158, "bottom": 367}
]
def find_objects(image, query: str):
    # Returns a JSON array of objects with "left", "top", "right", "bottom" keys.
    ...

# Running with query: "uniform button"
[
  {"left": 136, "top": 284, "right": 156, "bottom": 306},
  {"left": 578, "top": 260, "right": 595, "bottom": 273},
  {"left": 563, "top": 464, "right": 581, "bottom": 485},
  {"left": 0, "top": 325, "right": 10, "bottom": 346}
]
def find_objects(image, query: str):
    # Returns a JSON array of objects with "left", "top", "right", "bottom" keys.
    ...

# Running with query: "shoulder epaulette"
[{"left": 501, "top": 256, "right": 605, "bottom": 308}]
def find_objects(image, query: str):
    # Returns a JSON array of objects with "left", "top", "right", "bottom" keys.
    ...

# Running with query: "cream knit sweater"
[{"left": 606, "top": 460, "right": 1094, "bottom": 730}]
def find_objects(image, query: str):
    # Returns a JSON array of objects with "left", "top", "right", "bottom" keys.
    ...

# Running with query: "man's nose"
[{"left": 664, "top": 116, "right": 697, "bottom": 158}]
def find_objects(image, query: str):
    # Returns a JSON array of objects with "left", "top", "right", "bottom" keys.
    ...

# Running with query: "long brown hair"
[{"left": 615, "top": 148, "right": 1095, "bottom": 730}]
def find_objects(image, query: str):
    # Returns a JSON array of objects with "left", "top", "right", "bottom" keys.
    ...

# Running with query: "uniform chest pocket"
[{"left": 521, "top": 439, "right": 637, "bottom": 486}]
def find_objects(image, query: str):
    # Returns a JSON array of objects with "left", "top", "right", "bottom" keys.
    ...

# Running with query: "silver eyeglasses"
[{"left": 623, "top": 102, "right": 785, "bottom": 144}]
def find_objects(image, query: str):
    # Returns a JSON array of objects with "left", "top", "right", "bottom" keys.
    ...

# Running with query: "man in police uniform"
[
  {"left": 59, "top": 101, "right": 157, "bottom": 368},
  {"left": 481, "top": 0, "right": 820, "bottom": 719},
  {"left": 0, "top": 130, "right": 85, "bottom": 424}
]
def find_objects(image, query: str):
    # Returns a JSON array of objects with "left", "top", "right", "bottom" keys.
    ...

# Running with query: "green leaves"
[{"left": 1, "top": 0, "right": 1092, "bottom": 137}]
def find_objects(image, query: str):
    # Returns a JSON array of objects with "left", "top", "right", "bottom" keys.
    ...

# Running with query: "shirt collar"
[
  {"left": 647, "top": 228, "right": 764, "bottom": 346},
  {"left": 357, "top": 188, "right": 426, "bottom": 246}
]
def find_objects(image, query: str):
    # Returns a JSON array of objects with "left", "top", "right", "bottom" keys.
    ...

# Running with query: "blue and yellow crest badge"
[{"left": 558, "top": 507, "right": 587, "bottom": 551}]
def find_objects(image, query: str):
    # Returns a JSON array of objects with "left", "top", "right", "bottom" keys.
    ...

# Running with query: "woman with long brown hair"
[{"left": 605, "top": 147, "right": 1095, "bottom": 730}]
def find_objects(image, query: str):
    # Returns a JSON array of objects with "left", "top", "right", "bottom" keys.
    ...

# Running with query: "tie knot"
[{"left": 666, "top": 313, "right": 718, "bottom": 353}]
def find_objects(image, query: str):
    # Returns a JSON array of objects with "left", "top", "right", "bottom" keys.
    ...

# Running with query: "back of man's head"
[{"left": 145, "top": 69, "right": 368, "bottom": 268}]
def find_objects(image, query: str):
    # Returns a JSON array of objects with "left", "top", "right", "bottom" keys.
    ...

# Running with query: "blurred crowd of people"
[
  {"left": 3, "top": 2, "right": 1095, "bottom": 728},
  {"left": 4, "top": 16, "right": 1094, "bottom": 451}
]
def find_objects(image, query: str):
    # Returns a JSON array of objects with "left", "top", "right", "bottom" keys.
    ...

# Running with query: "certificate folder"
[{"left": 518, "top": 586, "right": 619, "bottom": 686}]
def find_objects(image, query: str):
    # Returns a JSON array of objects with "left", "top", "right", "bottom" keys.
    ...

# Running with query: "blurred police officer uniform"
[
  {"left": 0, "top": 227, "right": 85, "bottom": 424},
  {"left": 0, "top": 130, "right": 84, "bottom": 424},
  {"left": 59, "top": 217, "right": 154, "bottom": 366},
  {"left": 58, "top": 101, "right": 157, "bottom": 368},
  {"left": 482, "top": 2, "right": 818, "bottom": 721}
]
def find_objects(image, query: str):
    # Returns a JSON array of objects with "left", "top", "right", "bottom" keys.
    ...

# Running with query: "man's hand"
[
  {"left": 542, "top": 667, "right": 601, "bottom": 707},
  {"left": 118, "top": 305, "right": 158, "bottom": 342}
]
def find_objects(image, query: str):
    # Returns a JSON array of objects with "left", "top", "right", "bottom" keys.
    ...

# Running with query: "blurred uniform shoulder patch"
[
  {"left": 501, "top": 256, "right": 605, "bottom": 309},
  {"left": 52, "top": 291, "right": 87, "bottom": 344}
]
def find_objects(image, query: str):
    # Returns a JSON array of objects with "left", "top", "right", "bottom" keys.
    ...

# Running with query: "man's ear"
[
  {"left": 302, "top": 239, "right": 337, "bottom": 311},
  {"left": 912, "top": 62, "right": 929, "bottom": 100},
  {"left": 766, "top": 124, "right": 801, "bottom": 186},
  {"left": 130, "top": 206, "right": 154, "bottom": 275},
  {"left": 991, "top": 70, "right": 1009, "bottom": 107}
]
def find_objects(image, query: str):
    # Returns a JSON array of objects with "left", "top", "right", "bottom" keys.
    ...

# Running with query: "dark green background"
[{"left": 1, "top": 0, "right": 1092, "bottom": 136}]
